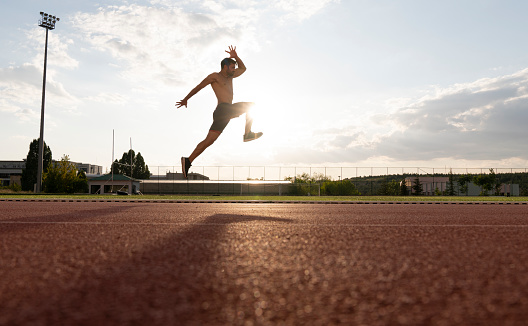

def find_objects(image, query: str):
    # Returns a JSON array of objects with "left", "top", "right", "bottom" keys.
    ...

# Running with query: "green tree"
[
  {"left": 378, "top": 180, "right": 388, "bottom": 195},
  {"left": 474, "top": 168, "right": 501, "bottom": 196},
  {"left": 491, "top": 169, "right": 503, "bottom": 195},
  {"left": 111, "top": 150, "right": 150, "bottom": 179},
  {"left": 21, "top": 139, "right": 52, "bottom": 191},
  {"left": 43, "top": 155, "right": 88, "bottom": 193},
  {"left": 474, "top": 174, "right": 489, "bottom": 196},
  {"left": 75, "top": 170, "right": 89, "bottom": 193},
  {"left": 388, "top": 180, "right": 400, "bottom": 195},
  {"left": 411, "top": 177, "right": 423, "bottom": 196},
  {"left": 285, "top": 172, "right": 330, "bottom": 184},
  {"left": 458, "top": 174, "right": 472, "bottom": 196},
  {"left": 321, "top": 180, "right": 360, "bottom": 196},
  {"left": 132, "top": 152, "right": 150, "bottom": 179},
  {"left": 446, "top": 169, "right": 456, "bottom": 196},
  {"left": 378, "top": 179, "right": 400, "bottom": 196},
  {"left": 286, "top": 173, "right": 331, "bottom": 196},
  {"left": 400, "top": 179, "right": 408, "bottom": 196}
]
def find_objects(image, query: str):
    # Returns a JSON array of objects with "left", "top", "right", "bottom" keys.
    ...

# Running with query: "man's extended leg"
[
  {"left": 189, "top": 130, "right": 221, "bottom": 163},
  {"left": 231, "top": 102, "right": 263, "bottom": 142},
  {"left": 182, "top": 130, "right": 221, "bottom": 178}
]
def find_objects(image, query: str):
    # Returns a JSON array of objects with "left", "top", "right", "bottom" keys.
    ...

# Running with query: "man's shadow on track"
[{"left": 2, "top": 211, "right": 293, "bottom": 325}]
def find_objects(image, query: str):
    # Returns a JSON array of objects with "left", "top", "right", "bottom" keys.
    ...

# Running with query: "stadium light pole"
[{"left": 36, "top": 12, "right": 59, "bottom": 193}]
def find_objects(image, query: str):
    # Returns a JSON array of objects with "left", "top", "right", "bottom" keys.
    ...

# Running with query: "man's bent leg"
[
  {"left": 240, "top": 102, "right": 254, "bottom": 135},
  {"left": 231, "top": 102, "right": 263, "bottom": 142},
  {"left": 245, "top": 111, "right": 254, "bottom": 135},
  {"left": 189, "top": 130, "right": 221, "bottom": 163},
  {"left": 228, "top": 102, "right": 255, "bottom": 135}
]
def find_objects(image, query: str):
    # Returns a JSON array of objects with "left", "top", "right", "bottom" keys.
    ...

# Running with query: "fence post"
[
  {"left": 370, "top": 167, "right": 373, "bottom": 195},
  {"left": 263, "top": 166, "right": 266, "bottom": 194}
]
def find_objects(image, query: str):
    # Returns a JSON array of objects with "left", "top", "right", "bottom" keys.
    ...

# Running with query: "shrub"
[
  {"left": 43, "top": 155, "right": 88, "bottom": 193},
  {"left": 321, "top": 180, "right": 360, "bottom": 196}
]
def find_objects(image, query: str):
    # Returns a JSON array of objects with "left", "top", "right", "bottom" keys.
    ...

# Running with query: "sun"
[
  {"left": 249, "top": 97, "right": 294, "bottom": 141},
  {"left": 236, "top": 75, "right": 302, "bottom": 146}
]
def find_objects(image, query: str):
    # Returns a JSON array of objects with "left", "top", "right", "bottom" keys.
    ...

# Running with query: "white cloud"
[
  {"left": 380, "top": 69, "right": 528, "bottom": 160},
  {"left": 68, "top": 0, "right": 337, "bottom": 90},
  {"left": 0, "top": 63, "right": 79, "bottom": 125},
  {"left": 83, "top": 92, "right": 128, "bottom": 105},
  {"left": 25, "top": 29, "right": 79, "bottom": 71},
  {"left": 0, "top": 65, "right": 43, "bottom": 122},
  {"left": 0, "top": 21, "right": 82, "bottom": 127},
  {"left": 271, "top": 0, "right": 339, "bottom": 22},
  {"left": 270, "top": 68, "right": 528, "bottom": 165},
  {"left": 70, "top": 4, "right": 250, "bottom": 89}
]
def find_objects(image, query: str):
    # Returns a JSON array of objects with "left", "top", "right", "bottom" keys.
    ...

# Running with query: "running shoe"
[
  {"left": 181, "top": 157, "right": 191, "bottom": 179},
  {"left": 243, "top": 131, "right": 263, "bottom": 142}
]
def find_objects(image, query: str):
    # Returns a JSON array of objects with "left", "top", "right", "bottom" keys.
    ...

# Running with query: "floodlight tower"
[{"left": 36, "top": 12, "right": 59, "bottom": 193}]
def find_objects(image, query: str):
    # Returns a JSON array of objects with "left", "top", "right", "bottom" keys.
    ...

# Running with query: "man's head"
[{"left": 221, "top": 58, "right": 237, "bottom": 76}]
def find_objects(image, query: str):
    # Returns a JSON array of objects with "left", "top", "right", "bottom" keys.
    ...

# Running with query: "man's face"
[{"left": 226, "top": 63, "right": 236, "bottom": 76}]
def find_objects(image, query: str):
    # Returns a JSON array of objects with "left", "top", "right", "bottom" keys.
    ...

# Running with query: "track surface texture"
[{"left": 1, "top": 202, "right": 528, "bottom": 325}]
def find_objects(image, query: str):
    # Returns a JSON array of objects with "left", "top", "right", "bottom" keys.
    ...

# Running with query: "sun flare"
[{"left": 249, "top": 98, "right": 294, "bottom": 141}]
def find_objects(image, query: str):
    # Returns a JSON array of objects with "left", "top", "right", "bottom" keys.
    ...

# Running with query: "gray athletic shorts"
[{"left": 210, "top": 102, "right": 253, "bottom": 133}]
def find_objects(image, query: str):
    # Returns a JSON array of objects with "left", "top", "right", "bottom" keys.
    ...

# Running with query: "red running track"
[{"left": 1, "top": 201, "right": 527, "bottom": 325}]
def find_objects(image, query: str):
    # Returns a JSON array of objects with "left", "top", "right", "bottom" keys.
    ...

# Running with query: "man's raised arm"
[
  {"left": 176, "top": 74, "right": 215, "bottom": 108},
  {"left": 226, "top": 45, "right": 246, "bottom": 78}
]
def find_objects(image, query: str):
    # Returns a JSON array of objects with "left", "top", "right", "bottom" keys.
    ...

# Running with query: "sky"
[{"left": 2, "top": 0, "right": 528, "bottom": 174}]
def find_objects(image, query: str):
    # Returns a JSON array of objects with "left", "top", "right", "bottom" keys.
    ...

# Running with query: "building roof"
[{"left": 89, "top": 174, "right": 138, "bottom": 182}]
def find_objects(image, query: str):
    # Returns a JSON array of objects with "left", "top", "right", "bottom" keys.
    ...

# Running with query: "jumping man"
[{"left": 176, "top": 46, "right": 263, "bottom": 178}]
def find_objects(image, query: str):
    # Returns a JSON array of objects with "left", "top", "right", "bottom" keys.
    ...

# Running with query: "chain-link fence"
[{"left": 137, "top": 166, "right": 528, "bottom": 196}]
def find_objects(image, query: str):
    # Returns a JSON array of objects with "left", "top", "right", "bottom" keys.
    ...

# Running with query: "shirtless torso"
[{"left": 210, "top": 72, "right": 234, "bottom": 104}]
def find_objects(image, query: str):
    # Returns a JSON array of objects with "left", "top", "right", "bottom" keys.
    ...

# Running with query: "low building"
[
  {"left": 150, "top": 171, "right": 209, "bottom": 181},
  {"left": 88, "top": 174, "right": 140, "bottom": 195},
  {"left": 404, "top": 177, "right": 519, "bottom": 196},
  {"left": 0, "top": 160, "right": 103, "bottom": 187},
  {"left": 76, "top": 162, "right": 103, "bottom": 178},
  {"left": 0, "top": 161, "right": 25, "bottom": 187}
]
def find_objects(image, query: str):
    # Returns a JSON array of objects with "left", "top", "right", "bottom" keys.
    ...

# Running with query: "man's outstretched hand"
[
  {"left": 226, "top": 45, "right": 238, "bottom": 58},
  {"left": 175, "top": 99, "right": 187, "bottom": 108}
]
